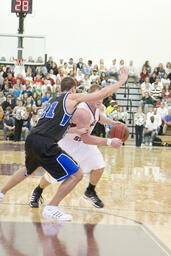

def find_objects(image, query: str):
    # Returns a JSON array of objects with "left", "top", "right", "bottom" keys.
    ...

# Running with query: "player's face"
[
  {"left": 89, "top": 89, "right": 102, "bottom": 109},
  {"left": 93, "top": 99, "right": 103, "bottom": 109}
]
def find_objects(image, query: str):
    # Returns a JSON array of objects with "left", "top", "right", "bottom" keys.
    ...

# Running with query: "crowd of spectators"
[
  {"left": 134, "top": 104, "right": 171, "bottom": 147},
  {"left": 139, "top": 61, "right": 171, "bottom": 112},
  {"left": 0, "top": 56, "right": 170, "bottom": 144},
  {"left": 134, "top": 60, "right": 171, "bottom": 146}
]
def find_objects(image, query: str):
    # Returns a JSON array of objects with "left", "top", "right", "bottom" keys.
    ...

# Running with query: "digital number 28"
[{"left": 15, "top": 0, "right": 29, "bottom": 12}]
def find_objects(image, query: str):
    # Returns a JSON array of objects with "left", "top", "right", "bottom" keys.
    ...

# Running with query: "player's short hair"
[
  {"left": 61, "top": 77, "right": 76, "bottom": 92},
  {"left": 88, "top": 84, "right": 101, "bottom": 93}
]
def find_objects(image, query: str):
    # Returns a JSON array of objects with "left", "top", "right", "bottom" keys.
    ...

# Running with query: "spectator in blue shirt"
[
  {"left": 81, "top": 64, "right": 90, "bottom": 75},
  {"left": 42, "top": 91, "right": 52, "bottom": 104},
  {"left": 13, "top": 84, "right": 21, "bottom": 98}
]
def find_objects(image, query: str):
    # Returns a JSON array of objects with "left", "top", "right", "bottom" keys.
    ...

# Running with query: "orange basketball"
[{"left": 110, "top": 122, "right": 129, "bottom": 142}]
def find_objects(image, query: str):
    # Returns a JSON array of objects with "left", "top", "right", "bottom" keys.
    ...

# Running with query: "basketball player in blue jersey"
[
  {"left": 29, "top": 84, "right": 123, "bottom": 209},
  {"left": 0, "top": 68, "right": 128, "bottom": 220}
]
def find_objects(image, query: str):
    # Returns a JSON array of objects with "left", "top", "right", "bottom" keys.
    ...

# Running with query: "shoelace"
[
  {"left": 90, "top": 192, "right": 102, "bottom": 203},
  {"left": 30, "top": 194, "right": 44, "bottom": 204},
  {"left": 47, "top": 208, "right": 65, "bottom": 218},
  {"left": 91, "top": 197, "right": 101, "bottom": 203}
]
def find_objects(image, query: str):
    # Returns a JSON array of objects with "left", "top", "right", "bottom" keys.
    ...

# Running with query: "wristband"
[{"left": 107, "top": 139, "right": 112, "bottom": 146}]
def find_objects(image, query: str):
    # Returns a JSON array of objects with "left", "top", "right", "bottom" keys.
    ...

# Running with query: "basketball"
[{"left": 110, "top": 122, "right": 129, "bottom": 142}]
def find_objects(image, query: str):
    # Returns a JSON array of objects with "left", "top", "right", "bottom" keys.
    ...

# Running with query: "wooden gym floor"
[{"left": 0, "top": 141, "right": 171, "bottom": 256}]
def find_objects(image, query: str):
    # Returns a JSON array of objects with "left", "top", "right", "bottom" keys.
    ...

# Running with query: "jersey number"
[{"left": 40, "top": 101, "right": 58, "bottom": 119}]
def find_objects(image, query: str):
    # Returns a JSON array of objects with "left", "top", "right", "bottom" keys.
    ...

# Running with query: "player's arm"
[
  {"left": 98, "top": 112, "right": 117, "bottom": 126},
  {"left": 67, "top": 126, "right": 90, "bottom": 136},
  {"left": 75, "top": 109, "right": 122, "bottom": 148},
  {"left": 66, "top": 68, "right": 128, "bottom": 114},
  {"left": 74, "top": 68, "right": 127, "bottom": 103}
]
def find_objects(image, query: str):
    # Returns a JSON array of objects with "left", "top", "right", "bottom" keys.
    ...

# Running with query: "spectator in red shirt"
[
  {"left": 4, "top": 73, "right": 15, "bottom": 87},
  {"left": 33, "top": 74, "right": 44, "bottom": 86},
  {"left": 45, "top": 73, "right": 55, "bottom": 86},
  {"left": 12, "top": 74, "right": 25, "bottom": 86},
  {"left": 57, "top": 69, "right": 64, "bottom": 80},
  {"left": 155, "top": 97, "right": 161, "bottom": 108},
  {"left": 140, "top": 67, "right": 149, "bottom": 83},
  {"left": 162, "top": 83, "right": 171, "bottom": 103}
]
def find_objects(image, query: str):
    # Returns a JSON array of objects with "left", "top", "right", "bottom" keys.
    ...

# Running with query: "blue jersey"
[{"left": 31, "top": 92, "right": 75, "bottom": 142}]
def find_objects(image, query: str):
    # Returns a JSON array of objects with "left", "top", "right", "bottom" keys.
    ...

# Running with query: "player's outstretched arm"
[{"left": 70, "top": 67, "right": 128, "bottom": 105}]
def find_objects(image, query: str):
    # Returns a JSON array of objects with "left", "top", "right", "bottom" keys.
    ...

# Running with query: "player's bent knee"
[
  {"left": 98, "top": 168, "right": 104, "bottom": 172},
  {"left": 40, "top": 175, "right": 50, "bottom": 188},
  {"left": 91, "top": 168, "right": 104, "bottom": 173}
]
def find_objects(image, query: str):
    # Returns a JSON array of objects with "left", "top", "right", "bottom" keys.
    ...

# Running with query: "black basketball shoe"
[
  {"left": 29, "top": 190, "right": 43, "bottom": 208},
  {"left": 83, "top": 190, "right": 104, "bottom": 208}
]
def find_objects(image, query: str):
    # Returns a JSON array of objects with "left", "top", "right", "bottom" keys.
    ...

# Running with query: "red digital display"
[{"left": 11, "top": 0, "right": 32, "bottom": 14}]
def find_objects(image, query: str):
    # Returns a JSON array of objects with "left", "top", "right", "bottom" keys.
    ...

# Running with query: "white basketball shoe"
[
  {"left": 0, "top": 192, "right": 4, "bottom": 203},
  {"left": 42, "top": 206, "right": 72, "bottom": 221}
]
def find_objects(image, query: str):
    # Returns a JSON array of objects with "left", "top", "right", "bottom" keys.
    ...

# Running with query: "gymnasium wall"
[{"left": 1, "top": 0, "right": 171, "bottom": 71}]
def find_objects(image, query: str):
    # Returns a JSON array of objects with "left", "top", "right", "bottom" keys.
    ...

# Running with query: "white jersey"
[
  {"left": 44, "top": 102, "right": 105, "bottom": 181},
  {"left": 64, "top": 102, "right": 100, "bottom": 142}
]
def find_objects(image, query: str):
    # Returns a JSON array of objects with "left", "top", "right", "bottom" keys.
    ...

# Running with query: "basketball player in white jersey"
[{"left": 29, "top": 84, "right": 122, "bottom": 208}]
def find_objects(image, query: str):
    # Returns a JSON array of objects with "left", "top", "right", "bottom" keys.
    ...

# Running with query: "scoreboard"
[{"left": 11, "top": 0, "right": 33, "bottom": 14}]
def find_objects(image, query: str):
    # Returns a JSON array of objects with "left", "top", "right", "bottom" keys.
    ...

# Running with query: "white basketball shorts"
[{"left": 44, "top": 137, "right": 105, "bottom": 184}]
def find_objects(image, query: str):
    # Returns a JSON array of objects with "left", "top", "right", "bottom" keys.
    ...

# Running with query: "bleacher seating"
[
  {"left": 158, "top": 127, "right": 171, "bottom": 145},
  {"left": 116, "top": 83, "right": 141, "bottom": 139}
]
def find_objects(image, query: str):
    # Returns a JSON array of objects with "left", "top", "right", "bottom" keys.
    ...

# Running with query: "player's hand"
[
  {"left": 77, "top": 128, "right": 90, "bottom": 135},
  {"left": 119, "top": 67, "right": 128, "bottom": 83},
  {"left": 113, "top": 121, "right": 123, "bottom": 125},
  {"left": 111, "top": 138, "right": 123, "bottom": 148}
]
